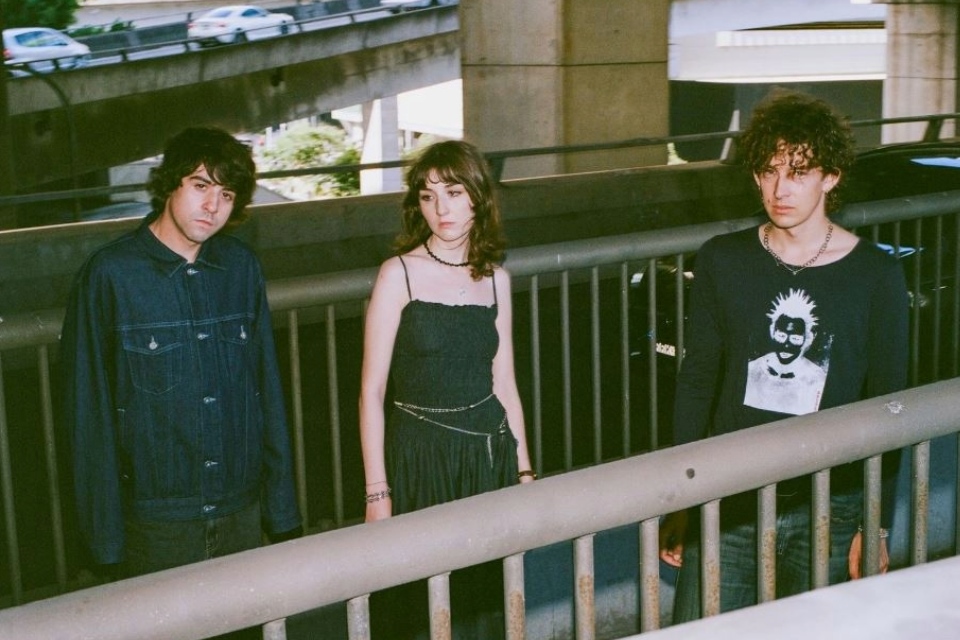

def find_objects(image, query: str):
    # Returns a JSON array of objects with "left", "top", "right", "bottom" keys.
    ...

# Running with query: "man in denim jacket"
[{"left": 61, "top": 127, "right": 301, "bottom": 579}]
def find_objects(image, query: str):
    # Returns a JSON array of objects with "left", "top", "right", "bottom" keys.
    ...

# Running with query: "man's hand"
[
  {"left": 847, "top": 530, "right": 890, "bottom": 579},
  {"left": 659, "top": 510, "right": 689, "bottom": 568}
]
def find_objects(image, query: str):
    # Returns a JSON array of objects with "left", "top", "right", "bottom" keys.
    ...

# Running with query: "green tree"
[
  {"left": 256, "top": 121, "right": 362, "bottom": 199},
  {"left": 3, "top": 0, "right": 81, "bottom": 30}
]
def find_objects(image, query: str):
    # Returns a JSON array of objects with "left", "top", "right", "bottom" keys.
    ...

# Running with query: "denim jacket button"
[
  {"left": 203, "top": 396, "right": 216, "bottom": 404},
  {"left": 202, "top": 504, "right": 215, "bottom": 513},
  {"left": 197, "top": 332, "right": 209, "bottom": 340},
  {"left": 186, "top": 268, "right": 199, "bottom": 276},
  {"left": 204, "top": 459, "right": 218, "bottom": 468}
]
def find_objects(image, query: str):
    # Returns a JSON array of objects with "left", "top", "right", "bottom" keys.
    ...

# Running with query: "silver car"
[
  {"left": 380, "top": 0, "right": 457, "bottom": 14},
  {"left": 187, "top": 5, "right": 294, "bottom": 46},
  {"left": 3, "top": 27, "right": 91, "bottom": 73}
]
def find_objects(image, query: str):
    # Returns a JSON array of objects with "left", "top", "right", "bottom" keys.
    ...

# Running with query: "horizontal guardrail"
[{"left": 0, "top": 377, "right": 956, "bottom": 639}]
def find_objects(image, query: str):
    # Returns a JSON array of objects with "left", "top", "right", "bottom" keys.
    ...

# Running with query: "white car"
[
  {"left": 3, "top": 27, "right": 91, "bottom": 73},
  {"left": 380, "top": 0, "right": 457, "bottom": 14},
  {"left": 187, "top": 5, "right": 294, "bottom": 46}
]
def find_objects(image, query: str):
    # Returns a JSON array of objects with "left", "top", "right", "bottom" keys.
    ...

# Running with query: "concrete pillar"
[
  {"left": 359, "top": 97, "right": 404, "bottom": 194},
  {"left": 881, "top": 0, "right": 960, "bottom": 142},
  {"left": 460, "top": 0, "right": 670, "bottom": 180}
]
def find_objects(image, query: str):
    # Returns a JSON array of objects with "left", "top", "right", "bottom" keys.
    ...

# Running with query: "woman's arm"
[
  {"left": 359, "top": 258, "right": 407, "bottom": 521},
  {"left": 491, "top": 268, "right": 535, "bottom": 482}
]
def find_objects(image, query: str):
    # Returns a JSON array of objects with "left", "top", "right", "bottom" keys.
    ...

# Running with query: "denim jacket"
[{"left": 61, "top": 222, "right": 301, "bottom": 565}]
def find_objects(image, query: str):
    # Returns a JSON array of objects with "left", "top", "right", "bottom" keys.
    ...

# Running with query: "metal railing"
[
  {"left": 2, "top": 111, "right": 958, "bottom": 212},
  {"left": 0, "top": 188, "right": 957, "bottom": 616},
  {"left": 0, "top": 377, "right": 957, "bottom": 639}
]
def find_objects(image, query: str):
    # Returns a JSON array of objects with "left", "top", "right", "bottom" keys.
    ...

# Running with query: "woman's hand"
[{"left": 365, "top": 497, "right": 393, "bottom": 523}]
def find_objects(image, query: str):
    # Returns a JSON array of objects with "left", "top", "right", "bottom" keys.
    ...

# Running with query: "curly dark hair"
[
  {"left": 147, "top": 126, "right": 257, "bottom": 228},
  {"left": 394, "top": 140, "right": 505, "bottom": 280},
  {"left": 738, "top": 90, "right": 855, "bottom": 213}
]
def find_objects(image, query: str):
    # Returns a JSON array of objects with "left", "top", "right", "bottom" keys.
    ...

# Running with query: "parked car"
[
  {"left": 3, "top": 27, "right": 91, "bottom": 73},
  {"left": 187, "top": 5, "right": 294, "bottom": 46},
  {"left": 380, "top": 0, "right": 457, "bottom": 14}
]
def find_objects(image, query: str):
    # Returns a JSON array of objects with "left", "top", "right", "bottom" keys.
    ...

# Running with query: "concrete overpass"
[{"left": 3, "top": 6, "right": 459, "bottom": 190}]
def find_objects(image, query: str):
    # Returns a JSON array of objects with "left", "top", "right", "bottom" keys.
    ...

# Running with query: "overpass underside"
[{"left": 6, "top": 10, "right": 459, "bottom": 191}]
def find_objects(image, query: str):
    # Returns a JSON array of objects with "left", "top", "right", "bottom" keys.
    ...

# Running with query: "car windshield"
[{"left": 14, "top": 31, "right": 68, "bottom": 47}]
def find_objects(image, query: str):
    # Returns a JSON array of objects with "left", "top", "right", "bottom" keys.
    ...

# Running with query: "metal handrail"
[
  {"left": 0, "top": 378, "right": 956, "bottom": 639},
  {"left": 3, "top": 113, "right": 959, "bottom": 209}
]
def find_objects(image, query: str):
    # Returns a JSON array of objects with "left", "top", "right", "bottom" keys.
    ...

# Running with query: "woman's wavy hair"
[
  {"left": 147, "top": 126, "right": 257, "bottom": 228},
  {"left": 738, "top": 89, "right": 855, "bottom": 213},
  {"left": 394, "top": 140, "right": 505, "bottom": 280}
]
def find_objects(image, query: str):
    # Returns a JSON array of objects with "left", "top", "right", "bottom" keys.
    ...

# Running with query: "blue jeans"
[
  {"left": 122, "top": 501, "right": 262, "bottom": 578},
  {"left": 673, "top": 491, "right": 861, "bottom": 622}
]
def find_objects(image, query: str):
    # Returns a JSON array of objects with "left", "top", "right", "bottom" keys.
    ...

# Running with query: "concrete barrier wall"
[{"left": 0, "top": 160, "right": 757, "bottom": 314}]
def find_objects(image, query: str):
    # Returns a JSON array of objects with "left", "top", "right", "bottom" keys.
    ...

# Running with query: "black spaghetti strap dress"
[
  {"left": 372, "top": 256, "right": 518, "bottom": 640},
  {"left": 385, "top": 256, "right": 520, "bottom": 513}
]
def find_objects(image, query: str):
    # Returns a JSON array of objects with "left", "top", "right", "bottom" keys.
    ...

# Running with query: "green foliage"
[
  {"left": 3, "top": 0, "right": 81, "bottom": 30},
  {"left": 256, "top": 121, "right": 362, "bottom": 199}
]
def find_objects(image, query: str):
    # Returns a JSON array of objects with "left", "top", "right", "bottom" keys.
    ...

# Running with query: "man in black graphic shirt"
[{"left": 659, "top": 90, "right": 909, "bottom": 622}]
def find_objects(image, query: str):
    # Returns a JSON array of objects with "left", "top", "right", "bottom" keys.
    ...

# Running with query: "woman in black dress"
[{"left": 359, "top": 140, "right": 534, "bottom": 637}]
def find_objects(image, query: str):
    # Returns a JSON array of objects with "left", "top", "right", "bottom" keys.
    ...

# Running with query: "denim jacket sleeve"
[
  {"left": 61, "top": 262, "right": 126, "bottom": 565},
  {"left": 253, "top": 274, "right": 302, "bottom": 536}
]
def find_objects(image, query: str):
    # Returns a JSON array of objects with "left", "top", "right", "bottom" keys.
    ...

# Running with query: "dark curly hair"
[
  {"left": 393, "top": 140, "right": 505, "bottom": 280},
  {"left": 147, "top": 127, "right": 257, "bottom": 228},
  {"left": 738, "top": 90, "right": 855, "bottom": 213}
]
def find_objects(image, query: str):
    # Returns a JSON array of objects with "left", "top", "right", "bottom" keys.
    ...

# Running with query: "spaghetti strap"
[
  {"left": 492, "top": 271, "right": 498, "bottom": 305},
  {"left": 397, "top": 255, "right": 413, "bottom": 301}
]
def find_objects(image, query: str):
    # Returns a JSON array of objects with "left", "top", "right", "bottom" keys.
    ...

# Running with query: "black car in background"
[{"left": 628, "top": 141, "right": 960, "bottom": 447}]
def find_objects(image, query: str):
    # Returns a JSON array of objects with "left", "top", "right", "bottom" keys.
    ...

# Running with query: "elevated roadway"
[{"left": 6, "top": 6, "right": 459, "bottom": 189}]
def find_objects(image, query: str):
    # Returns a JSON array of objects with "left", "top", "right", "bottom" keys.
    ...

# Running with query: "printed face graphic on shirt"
[
  {"left": 744, "top": 288, "right": 830, "bottom": 416},
  {"left": 772, "top": 315, "right": 809, "bottom": 365}
]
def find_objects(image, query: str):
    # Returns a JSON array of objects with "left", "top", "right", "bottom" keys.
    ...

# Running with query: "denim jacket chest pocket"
[
  {"left": 217, "top": 317, "right": 254, "bottom": 384},
  {"left": 121, "top": 326, "right": 188, "bottom": 395}
]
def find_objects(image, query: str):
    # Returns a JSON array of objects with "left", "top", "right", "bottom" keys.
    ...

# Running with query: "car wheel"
[
  {"left": 280, "top": 22, "right": 289, "bottom": 35},
  {"left": 234, "top": 31, "right": 247, "bottom": 44}
]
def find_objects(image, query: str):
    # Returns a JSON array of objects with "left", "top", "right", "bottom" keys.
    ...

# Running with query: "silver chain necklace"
[{"left": 762, "top": 222, "right": 833, "bottom": 276}]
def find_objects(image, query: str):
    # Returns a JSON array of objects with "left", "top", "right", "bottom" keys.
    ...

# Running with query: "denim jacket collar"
[{"left": 134, "top": 219, "right": 229, "bottom": 277}]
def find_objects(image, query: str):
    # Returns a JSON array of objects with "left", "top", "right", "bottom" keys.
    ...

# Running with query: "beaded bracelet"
[
  {"left": 365, "top": 488, "right": 392, "bottom": 504},
  {"left": 517, "top": 469, "right": 537, "bottom": 481}
]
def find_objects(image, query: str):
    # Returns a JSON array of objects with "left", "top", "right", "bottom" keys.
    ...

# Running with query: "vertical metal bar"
[
  {"left": 326, "top": 304, "right": 344, "bottom": 527},
  {"left": 590, "top": 266, "right": 602, "bottom": 464},
  {"left": 811, "top": 470, "right": 830, "bottom": 589},
  {"left": 646, "top": 258, "right": 659, "bottom": 451},
  {"left": 561, "top": 270, "right": 572, "bottom": 470},
  {"left": 700, "top": 500, "right": 721, "bottom": 618},
  {"left": 529, "top": 275, "right": 543, "bottom": 475},
  {"left": 262, "top": 618, "right": 287, "bottom": 640},
  {"left": 38, "top": 345, "right": 67, "bottom": 590},
  {"left": 911, "top": 440, "right": 930, "bottom": 566},
  {"left": 953, "top": 219, "right": 960, "bottom": 378},
  {"left": 956, "top": 435, "right": 960, "bottom": 557},
  {"left": 346, "top": 594, "right": 371, "bottom": 640},
  {"left": 504, "top": 553, "right": 525, "bottom": 640},
  {"left": 640, "top": 518, "right": 660, "bottom": 632},
  {"left": 675, "top": 253, "right": 686, "bottom": 378},
  {"left": 574, "top": 534, "right": 595, "bottom": 640},
  {"left": 620, "top": 263, "right": 631, "bottom": 457},
  {"left": 286, "top": 309, "right": 308, "bottom": 530},
  {"left": 428, "top": 573, "right": 452, "bottom": 640},
  {"left": 0, "top": 355, "right": 22, "bottom": 603},
  {"left": 862, "top": 454, "right": 883, "bottom": 577},
  {"left": 757, "top": 484, "right": 776, "bottom": 603},
  {"left": 909, "top": 219, "right": 922, "bottom": 387},
  {"left": 931, "top": 216, "right": 943, "bottom": 380}
]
